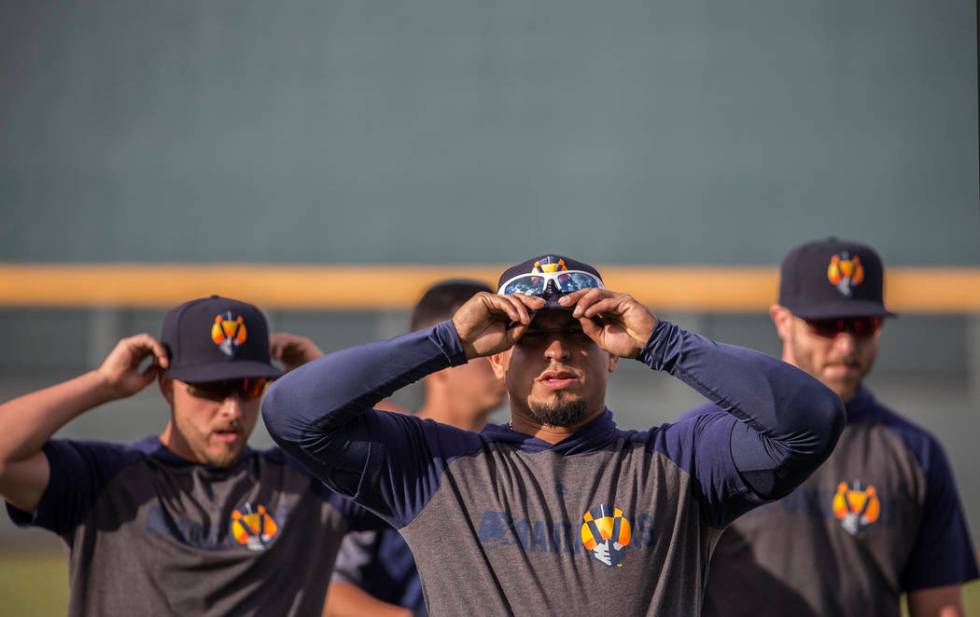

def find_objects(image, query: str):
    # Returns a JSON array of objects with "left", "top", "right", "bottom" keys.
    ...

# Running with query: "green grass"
[
  {"left": 0, "top": 551, "right": 69, "bottom": 617},
  {"left": 967, "top": 581, "right": 980, "bottom": 610},
  {"left": 0, "top": 550, "right": 978, "bottom": 616}
]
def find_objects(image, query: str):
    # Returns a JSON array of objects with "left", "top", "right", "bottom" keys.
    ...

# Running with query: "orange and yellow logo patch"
[
  {"left": 211, "top": 312, "right": 247, "bottom": 357},
  {"left": 827, "top": 253, "right": 865, "bottom": 297},
  {"left": 581, "top": 505, "right": 632, "bottom": 567},
  {"left": 832, "top": 481, "right": 880, "bottom": 535},
  {"left": 532, "top": 257, "right": 567, "bottom": 274},
  {"left": 231, "top": 504, "right": 279, "bottom": 551}
]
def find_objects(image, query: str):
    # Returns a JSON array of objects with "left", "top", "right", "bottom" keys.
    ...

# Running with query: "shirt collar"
[
  {"left": 845, "top": 385, "right": 879, "bottom": 423},
  {"left": 481, "top": 408, "right": 619, "bottom": 454}
]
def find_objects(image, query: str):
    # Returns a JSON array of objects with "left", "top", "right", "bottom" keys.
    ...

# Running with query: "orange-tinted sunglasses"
[
  {"left": 805, "top": 316, "right": 883, "bottom": 339},
  {"left": 186, "top": 378, "right": 269, "bottom": 402}
]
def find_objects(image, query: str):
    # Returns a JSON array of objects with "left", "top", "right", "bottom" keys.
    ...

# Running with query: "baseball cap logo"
[
  {"left": 826, "top": 253, "right": 865, "bottom": 297},
  {"left": 532, "top": 256, "right": 567, "bottom": 274},
  {"left": 211, "top": 312, "right": 248, "bottom": 357}
]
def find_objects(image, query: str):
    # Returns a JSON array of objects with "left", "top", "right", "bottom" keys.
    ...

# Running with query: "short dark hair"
[{"left": 410, "top": 279, "right": 492, "bottom": 331}]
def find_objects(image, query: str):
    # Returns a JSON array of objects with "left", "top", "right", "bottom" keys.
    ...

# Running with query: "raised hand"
[
  {"left": 558, "top": 289, "right": 658, "bottom": 358},
  {"left": 270, "top": 333, "right": 324, "bottom": 372},
  {"left": 451, "top": 293, "right": 546, "bottom": 359},
  {"left": 96, "top": 334, "right": 170, "bottom": 399}
]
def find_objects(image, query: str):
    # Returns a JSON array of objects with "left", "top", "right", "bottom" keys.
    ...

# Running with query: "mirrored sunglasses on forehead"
[
  {"left": 804, "top": 316, "right": 883, "bottom": 339},
  {"left": 186, "top": 378, "right": 269, "bottom": 402},
  {"left": 497, "top": 270, "right": 604, "bottom": 296}
]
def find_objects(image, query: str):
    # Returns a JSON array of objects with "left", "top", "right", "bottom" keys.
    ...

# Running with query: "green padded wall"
[{"left": 1, "top": 0, "right": 976, "bottom": 265}]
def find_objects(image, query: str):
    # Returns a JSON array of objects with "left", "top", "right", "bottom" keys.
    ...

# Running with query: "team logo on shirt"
[
  {"left": 832, "top": 481, "right": 880, "bottom": 535},
  {"left": 231, "top": 503, "right": 279, "bottom": 551},
  {"left": 532, "top": 257, "right": 568, "bottom": 274},
  {"left": 827, "top": 253, "right": 865, "bottom": 297},
  {"left": 581, "top": 504, "right": 632, "bottom": 567},
  {"left": 211, "top": 312, "right": 248, "bottom": 357}
]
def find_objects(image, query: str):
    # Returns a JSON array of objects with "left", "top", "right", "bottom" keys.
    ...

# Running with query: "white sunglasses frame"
[{"left": 496, "top": 270, "right": 605, "bottom": 296}]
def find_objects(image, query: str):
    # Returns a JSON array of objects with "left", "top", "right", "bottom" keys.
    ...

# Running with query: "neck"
[
  {"left": 159, "top": 420, "right": 200, "bottom": 463},
  {"left": 417, "top": 388, "right": 490, "bottom": 432},
  {"left": 508, "top": 405, "right": 605, "bottom": 445},
  {"left": 839, "top": 386, "right": 860, "bottom": 404}
]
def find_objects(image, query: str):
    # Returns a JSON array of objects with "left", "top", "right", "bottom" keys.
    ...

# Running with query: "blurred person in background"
[
  {"left": 0, "top": 295, "right": 377, "bottom": 617},
  {"left": 701, "top": 238, "right": 979, "bottom": 617},
  {"left": 323, "top": 279, "right": 505, "bottom": 617},
  {"left": 263, "top": 254, "right": 844, "bottom": 616}
]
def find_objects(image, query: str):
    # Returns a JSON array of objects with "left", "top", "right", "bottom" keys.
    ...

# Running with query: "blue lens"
[
  {"left": 555, "top": 272, "right": 602, "bottom": 292},
  {"left": 503, "top": 275, "right": 547, "bottom": 296},
  {"left": 503, "top": 272, "right": 601, "bottom": 296}
]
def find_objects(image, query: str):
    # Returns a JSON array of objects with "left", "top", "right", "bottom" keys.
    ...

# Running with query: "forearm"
[
  {"left": 642, "top": 321, "right": 845, "bottom": 495},
  {"left": 323, "top": 581, "right": 414, "bottom": 617},
  {"left": 0, "top": 371, "right": 117, "bottom": 464},
  {"left": 907, "top": 585, "right": 965, "bottom": 617},
  {"left": 263, "top": 321, "right": 466, "bottom": 446},
  {"left": 261, "top": 321, "right": 467, "bottom": 506}
]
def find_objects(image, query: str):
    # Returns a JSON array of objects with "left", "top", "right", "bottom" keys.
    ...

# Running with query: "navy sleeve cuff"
[
  {"left": 5, "top": 441, "right": 81, "bottom": 535},
  {"left": 431, "top": 320, "right": 469, "bottom": 367},
  {"left": 637, "top": 319, "right": 676, "bottom": 371},
  {"left": 5, "top": 501, "right": 36, "bottom": 527}
]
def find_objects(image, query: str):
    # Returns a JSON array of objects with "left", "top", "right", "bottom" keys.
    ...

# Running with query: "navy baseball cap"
[
  {"left": 779, "top": 238, "right": 897, "bottom": 320},
  {"left": 160, "top": 296, "right": 282, "bottom": 383},
  {"left": 497, "top": 254, "right": 604, "bottom": 309}
]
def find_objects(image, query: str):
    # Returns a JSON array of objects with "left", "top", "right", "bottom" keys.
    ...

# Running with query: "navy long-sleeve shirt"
[{"left": 263, "top": 319, "right": 844, "bottom": 616}]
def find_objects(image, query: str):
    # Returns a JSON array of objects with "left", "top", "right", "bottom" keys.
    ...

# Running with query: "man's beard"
[{"left": 527, "top": 394, "right": 589, "bottom": 427}]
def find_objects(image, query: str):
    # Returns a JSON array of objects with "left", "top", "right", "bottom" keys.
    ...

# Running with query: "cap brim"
[
  {"left": 168, "top": 361, "right": 283, "bottom": 384},
  {"left": 788, "top": 300, "right": 897, "bottom": 320}
]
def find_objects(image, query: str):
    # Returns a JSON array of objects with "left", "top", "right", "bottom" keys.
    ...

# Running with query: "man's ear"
[
  {"left": 769, "top": 304, "right": 794, "bottom": 342},
  {"left": 769, "top": 304, "right": 802, "bottom": 366},
  {"left": 488, "top": 350, "right": 510, "bottom": 380},
  {"left": 607, "top": 354, "right": 619, "bottom": 373},
  {"left": 158, "top": 373, "right": 175, "bottom": 406}
]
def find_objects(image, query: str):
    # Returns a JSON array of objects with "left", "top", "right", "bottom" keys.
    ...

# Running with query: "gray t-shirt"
[
  {"left": 6, "top": 435, "right": 374, "bottom": 617},
  {"left": 700, "top": 388, "right": 979, "bottom": 617},
  {"left": 263, "top": 320, "right": 845, "bottom": 617}
]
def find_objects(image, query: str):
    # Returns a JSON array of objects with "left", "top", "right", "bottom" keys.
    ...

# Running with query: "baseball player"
[
  {"left": 0, "top": 295, "right": 377, "bottom": 616},
  {"left": 263, "top": 254, "right": 845, "bottom": 616},
  {"left": 324, "top": 280, "right": 505, "bottom": 617},
  {"left": 700, "top": 238, "right": 979, "bottom": 617}
]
